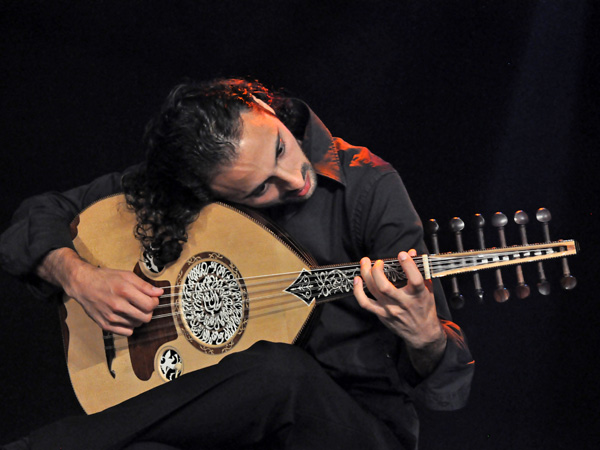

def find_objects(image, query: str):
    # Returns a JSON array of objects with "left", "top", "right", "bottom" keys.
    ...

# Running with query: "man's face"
[{"left": 210, "top": 109, "right": 317, "bottom": 208}]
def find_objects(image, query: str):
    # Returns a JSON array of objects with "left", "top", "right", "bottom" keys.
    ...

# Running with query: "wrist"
[
  {"left": 37, "top": 247, "right": 87, "bottom": 293},
  {"left": 406, "top": 318, "right": 446, "bottom": 350},
  {"left": 406, "top": 321, "right": 447, "bottom": 377}
]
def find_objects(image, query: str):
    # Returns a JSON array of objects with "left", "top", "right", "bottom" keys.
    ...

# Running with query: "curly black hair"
[{"left": 122, "top": 78, "right": 305, "bottom": 267}]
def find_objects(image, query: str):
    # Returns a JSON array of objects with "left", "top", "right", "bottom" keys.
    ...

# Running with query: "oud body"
[{"left": 63, "top": 195, "right": 317, "bottom": 414}]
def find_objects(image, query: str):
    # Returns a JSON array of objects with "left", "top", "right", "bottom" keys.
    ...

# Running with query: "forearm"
[
  {"left": 35, "top": 247, "right": 88, "bottom": 294},
  {"left": 0, "top": 169, "right": 127, "bottom": 279}
]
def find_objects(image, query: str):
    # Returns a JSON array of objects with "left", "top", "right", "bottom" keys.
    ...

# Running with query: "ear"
[{"left": 252, "top": 95, "right": 276, "bottom": 115}]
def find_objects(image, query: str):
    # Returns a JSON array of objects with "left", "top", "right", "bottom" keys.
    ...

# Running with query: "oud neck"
[{"left": 284, "top": 240, "right": 578, "bottom": 305}]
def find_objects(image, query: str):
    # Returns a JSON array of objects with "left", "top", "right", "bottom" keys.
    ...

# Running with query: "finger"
[
  {"left": 107, "top": 324, "right": 136, "bottom": 337},
  {"left": 353, "top": 275, "right": 368, "bottom": 305},
  {"left": 119, "top": 292, "right": 156, "bottom": 323},
  {"left": 359, "top": 257, "right": 374, "bottom": 287},
  {"left": 360, "top": 257, "right": 388, "bottom": 300},
  {"left": 122, "top": 277, "right": 161, "bottom": 315},
  {"left": 408, "top": 248, "right": 418, "bottom": 257},
  {"left": 398, "top": 251, "right": 426, "bottom": 293},
  {"left": 127, "top": 273, "right": 164, "bottom": 301},
  {"left": 130, "top": 274, "right": 164, "bottom": 298},
  {"left": 370, "top": 259, "right": 395, "bottom": 294},
  {"left": 353, "top": 275, "right": 388, "bottom": 317},
  {"left": 107, "top": 320, "right": 143, "bottom": 336},
  {"left": 101, "top": 285, "right": 156, "bottom": 325},
  {"left": 87, "top": 305, "right": 137, "bottom": 336}
]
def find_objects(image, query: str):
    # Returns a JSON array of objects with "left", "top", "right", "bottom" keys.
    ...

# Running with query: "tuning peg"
[
  {"left": 426, "top": 219, "right": 440, "bottom": 254},
  {"left": 448, "top": 217, "right": 466, "bottom": 309},
  {"left": 513, "top": 210, "right": 531, "bottom": 299},
  {"left": 536, "top": 208, "right": 577, "bottom": 290},
  {"left": 560, "top": 261, "right": 578, "bottom": 290},
  {"left": 533, "top": 208, "right": 552, "bottom": 295},
  {"left": 472, "top": 214, "right": 485, "bottom": 302},
  {"left": 536, "top": 208, "right": 552, "bottom": 241},
  {"left": 491, "top": 212, "right": 510, "bottom": 302}
]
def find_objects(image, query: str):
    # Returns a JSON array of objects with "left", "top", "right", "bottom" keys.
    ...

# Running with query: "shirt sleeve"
[
  {"left": 409, "top": 320, "right": 475, "bottom": 410},
  {"left": 0, "top": 170, "right": 126, "bottom": 297},
  {"left": 354, "top": 170, "right": 475, "bottom": 410}
]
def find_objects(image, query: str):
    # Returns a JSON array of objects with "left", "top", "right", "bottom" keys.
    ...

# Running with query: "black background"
[{"left": 1, "top": 1, "right": 599, "bottom": 448}]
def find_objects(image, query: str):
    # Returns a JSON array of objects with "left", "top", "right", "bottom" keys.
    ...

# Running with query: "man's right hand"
[{"left": 37, "top": 247, "right": 163, "bottom": 336}]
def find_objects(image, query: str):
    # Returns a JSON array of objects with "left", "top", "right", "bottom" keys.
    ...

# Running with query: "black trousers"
[{"left": 26, "top": 342, "right": 404, "bottom": 450}]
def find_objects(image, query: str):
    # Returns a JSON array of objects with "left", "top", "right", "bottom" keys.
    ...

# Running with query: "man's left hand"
[{"left": 353, "top": 249, "right": 447, "bottom": 376}]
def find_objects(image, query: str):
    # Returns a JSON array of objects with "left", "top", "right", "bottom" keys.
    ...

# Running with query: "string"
[
  {"left": 147, "top": 245, "right": 557, "bottom": 297},
  {"left": 102, "top": 293, "right": 314, "bottom": 353},
  {"left": 101, "top": 263, "right": 370, "bottom": 352},
  {"left": 100, "top": 245, "right": 563, "bottom": 352},
  {"left": 101, "top": 261, "right": 400, "bottom": 352}
]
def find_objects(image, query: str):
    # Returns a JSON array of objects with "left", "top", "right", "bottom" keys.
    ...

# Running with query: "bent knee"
[{"left": 247, "top": 341, "right": 319, "bottom": 377}]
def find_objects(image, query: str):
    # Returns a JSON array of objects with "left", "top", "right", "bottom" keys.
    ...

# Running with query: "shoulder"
[{"left": 332, "top": 138, "right": 397, "bottom": 189}]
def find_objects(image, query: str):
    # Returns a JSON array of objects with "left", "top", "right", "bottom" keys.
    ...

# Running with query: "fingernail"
[{"left": 399, "top": 252, "right": 408, "bottom": 261}]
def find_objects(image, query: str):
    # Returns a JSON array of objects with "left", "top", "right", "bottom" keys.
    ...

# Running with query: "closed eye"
[
  {"left": 276, "top": 138, "right": 285, "bottom": 158},
  {"left": 246, "top": 132, "right": 285, "bottom": 200},
  {"left": 250, "top": 182, "right": 269, "bottom": 198}
]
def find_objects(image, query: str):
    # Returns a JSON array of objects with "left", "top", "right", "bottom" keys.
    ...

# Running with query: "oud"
[{"left": 61, "top": 195, "right": 578, "bottom": 413}]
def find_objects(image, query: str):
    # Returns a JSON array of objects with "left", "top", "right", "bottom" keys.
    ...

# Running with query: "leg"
[
  {"left": 28, "top": 342, "right": 403, "bottom": 450},
  {"left": 135, "top": 342, "right": 403, "bottom": 450}
]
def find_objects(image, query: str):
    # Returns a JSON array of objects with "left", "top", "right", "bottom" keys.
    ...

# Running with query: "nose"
[{"left": 276, "top": 165, "right": 305, "bottom": 192}]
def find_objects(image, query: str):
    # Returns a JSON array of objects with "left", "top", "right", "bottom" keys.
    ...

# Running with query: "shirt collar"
[{"left": 294, "top": 100, "right": 345, "bottom": 186}]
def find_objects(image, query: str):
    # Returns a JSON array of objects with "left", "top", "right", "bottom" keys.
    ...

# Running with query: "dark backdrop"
[{"left": 1, "top": 1, "right": 598, "bottom": 448}]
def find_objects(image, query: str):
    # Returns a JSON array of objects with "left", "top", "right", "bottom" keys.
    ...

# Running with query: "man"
[{"left": 0, "top": 78, "right": 474, "bottom": 450}]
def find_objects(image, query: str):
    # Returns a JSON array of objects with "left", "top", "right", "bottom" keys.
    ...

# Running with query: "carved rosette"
[{"left": 175, "top": 252, "right": 249, "bottom": 354}]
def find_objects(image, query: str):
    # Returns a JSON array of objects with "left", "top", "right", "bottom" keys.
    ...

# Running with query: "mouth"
[
  {"left": 284, "top": 163, "right": 315, "bottom": 202},
  {"left": 296, "top": 174, "right": 312, "bottom": 197}
]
